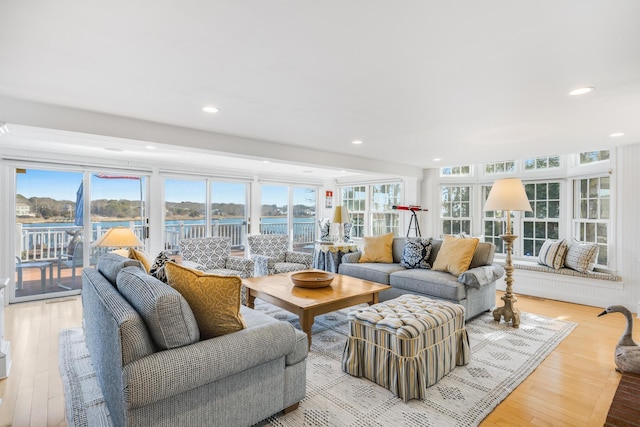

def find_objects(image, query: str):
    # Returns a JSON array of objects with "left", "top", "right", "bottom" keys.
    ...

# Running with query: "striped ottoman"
[{"left": 342, "top": 295, "right": 470, "bottom": 401}]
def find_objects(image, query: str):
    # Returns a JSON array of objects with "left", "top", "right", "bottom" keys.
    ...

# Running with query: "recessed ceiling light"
[
  {"left": 609, "top": 132, "right": 625, "bottom": 138},
  {"left": 352, "top": 140, "right": 363, "bottom": 145},
  {"left": 433, "top": 158, "right": 442, "bottom": 162},
  {"left": 202, "top": 106, "right": 219, "bottom": 113},
  {"left": 569, "top": 87, "right": 594, "bottom": 96},
  {"left": 262, "top": 160, "right": 270, "bottom": 163},
  {"left": 145, "top": 145, "right": 156, "bottom": 150}
]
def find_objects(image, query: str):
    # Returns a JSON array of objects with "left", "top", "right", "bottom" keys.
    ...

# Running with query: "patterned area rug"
[
  {"left": 253, "top": 301, "right": 576, "bottom": 427},
  {"left": 59, "top": 302, "right": 576, "bottom": 427}
]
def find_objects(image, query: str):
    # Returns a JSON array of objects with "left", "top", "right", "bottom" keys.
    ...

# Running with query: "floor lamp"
[{"left": 483, "top": 178, "right": 532, "bottom": 328}]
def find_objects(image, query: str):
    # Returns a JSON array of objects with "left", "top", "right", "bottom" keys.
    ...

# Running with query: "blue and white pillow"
[
  {"left": 400, "top": 238, "right": 432, "bottom": 269},
  {"left": 564, "top": 239, "right": 599, "bottom": 273}
]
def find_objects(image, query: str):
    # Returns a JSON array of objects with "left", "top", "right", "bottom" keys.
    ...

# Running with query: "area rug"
[
  {"left": 253, "top": 301, "right": 576, "bottom": 427},
  {"left": 59, "top": 303, "right": 576, "bottom": 427}
]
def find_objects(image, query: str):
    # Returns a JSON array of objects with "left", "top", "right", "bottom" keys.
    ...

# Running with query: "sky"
[{"left": 16, "top": 169, "right": 315, "bottom": 206}]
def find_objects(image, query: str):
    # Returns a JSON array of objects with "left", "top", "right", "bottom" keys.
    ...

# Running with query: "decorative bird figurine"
[{"left": 598, "top": 305, "right": 640, "bottom": 374}]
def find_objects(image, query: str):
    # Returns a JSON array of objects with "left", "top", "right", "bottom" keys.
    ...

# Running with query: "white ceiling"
[{"left": 1, "top": 1, "right": 639, "bottom": 178}]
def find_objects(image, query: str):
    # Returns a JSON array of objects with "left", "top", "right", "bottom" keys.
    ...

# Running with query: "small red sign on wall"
[{"left": 325, "top": 191, "right": 333, "bottom": 209}]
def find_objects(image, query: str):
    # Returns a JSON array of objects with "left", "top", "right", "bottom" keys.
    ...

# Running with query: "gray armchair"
[{"left": 247, "top": 234, "right": 313, "bottom": 276}]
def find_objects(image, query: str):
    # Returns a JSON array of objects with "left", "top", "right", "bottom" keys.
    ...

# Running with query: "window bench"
[{"left": 494, "top": 260, "right": 624, "bottom": 309}]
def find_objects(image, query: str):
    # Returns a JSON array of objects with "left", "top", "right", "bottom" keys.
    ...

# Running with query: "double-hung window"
[
  {"left": 521, "top": 182, "right": 561, "bottom": 257},
  {"left": 340, "top": 183, "right": 401, "bottom": 237},
  {"left": 573, "top": 176, "right": 610, "bottom": 267},
  {"left": 440, "top": 185, "right": 471, "bottom": 236}
]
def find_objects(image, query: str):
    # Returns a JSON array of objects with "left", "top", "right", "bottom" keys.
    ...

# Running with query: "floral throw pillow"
[
  {"left": 150, "top": 251, "right": 172, "bottom": 283},
  {"left": 400, "top": 238, "right": 433, "bottom": 269}
]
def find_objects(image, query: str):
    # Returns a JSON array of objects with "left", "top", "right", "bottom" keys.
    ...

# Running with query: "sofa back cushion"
[
  {"left": 427, "top": 239, "right": 495, "bottom": 269},
  {"left": 97, "top": 253, "right": 144, "bottom": 286},
  {"left": 117, "top": 267, "right": 200, "bottom": 350},
  {"left": 469, "top": 242, "right": 496, "bottom": 268},
  {"left": 392, "top": 237, "right": 407, "bottom": 263}
]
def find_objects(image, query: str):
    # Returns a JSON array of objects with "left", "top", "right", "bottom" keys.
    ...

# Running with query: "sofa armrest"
[
  {"left": 251, "top": 254, "right": 274, "bottom": 276},
  {"left": 225, "top": 256, "right": 255, "bottom": 278},
  {"left": 457, "top": 264, "right": 505, "bottom": 288},
  {"left": 285, "top": 251, "right": 313, "bottom": 267},
  {"left": 341, "top": 251, "right": 362, "bottom": 263},
  {"left": 123, "top": 320, "right": 299, "bottom": 409}
]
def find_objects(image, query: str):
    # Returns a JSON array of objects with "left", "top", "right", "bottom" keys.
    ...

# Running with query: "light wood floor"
[{"left": 0, "top": 293, "right": 631, "bottom": 426}]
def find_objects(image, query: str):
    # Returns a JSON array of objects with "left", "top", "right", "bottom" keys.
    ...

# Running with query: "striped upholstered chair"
[{"left": 247, "top": 234, "right": 313, "bottom": 276}]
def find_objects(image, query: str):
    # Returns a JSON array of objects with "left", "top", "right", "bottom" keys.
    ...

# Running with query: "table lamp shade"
[
  {"left": 483, "top": 178, "right": 532, "bottom": 212},
  {"left": 94, "top": 226, "right": 143, "bottom": 248},
  {"left": 332, "top": 206, "right": 351, "bottom": 224}
]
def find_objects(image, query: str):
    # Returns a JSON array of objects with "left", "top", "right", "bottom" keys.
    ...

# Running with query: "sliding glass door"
[
  {"left": 211, "top": 181, "right": 248, "bottom": 256},
  {"left": 14, "top": 168, "right": 84, "bottom": 300}
]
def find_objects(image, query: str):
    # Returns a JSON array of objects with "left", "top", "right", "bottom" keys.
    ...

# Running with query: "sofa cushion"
[
  {"left": 432, "top": 235, "right": 479, "bottom": 276},
  {"left": 338, "top": 262, "right": 406, "bottom": 285},
  {"left": 117, "top": 266, "right": 200, "bottom": 350},
  {"left": 469, "top": 242, "right": 496, "bottom": 268},
  {"left": 538, "top": 239, "right": 568, "bottom": 269},
  {"left": 359, "top": 233, "right": 394, "bottom": 263},
  {"left": 564, "top": 239, "right": 599, "bottom": 273},
  {"left": 165, "top": 262, "right": 247, "bottom": 339},
  {"left": 400, "top": 238, "right": 432, "bottom": 269},
  {"left": 128, "top": 248, "right": 153, "bottom": 272},
  {"left": 97, "top": 253, "right": 144, "bottom": 286},
  {"left": 389, "top": 269, "right": 466, "bottom": 301}
]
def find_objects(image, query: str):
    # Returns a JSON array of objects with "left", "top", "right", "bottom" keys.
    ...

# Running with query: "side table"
[{"left": 313, "top": 241, "right": 358, "bottom": 273}]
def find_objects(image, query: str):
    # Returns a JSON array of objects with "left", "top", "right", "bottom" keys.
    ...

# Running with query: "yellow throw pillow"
[
  {"left": 129, "top": 248, "right": 152, "bottom": 273},
  {"left": 165, "top": 262, "right": 246, "bottom": 339},
  {"left": 432, "top": 235, "right": 480, "bottom": 276},
  {"left": 359, "top": 233, "right": 395, "bottom": 263}
]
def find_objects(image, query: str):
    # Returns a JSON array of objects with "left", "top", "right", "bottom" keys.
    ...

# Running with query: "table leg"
[
  {"left": 40, "top": 267, "right": 46, "bottom": 293},
  {"left": 300, "top": 313, "right": 314, "bottom": 349},
  {"left": 246, "top": 291, "right": 256, "bottom": 309}
]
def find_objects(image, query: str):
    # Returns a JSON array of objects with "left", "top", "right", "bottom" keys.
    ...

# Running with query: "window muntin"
[
  {"left": 574, "top": 176, "right": 609, "bottom": 266},
  {"left": 521, "top": 182, "right": 560, "bottom": 256},
  {"left": 440, "top": 185, "right": 471, "bottom": 235}
]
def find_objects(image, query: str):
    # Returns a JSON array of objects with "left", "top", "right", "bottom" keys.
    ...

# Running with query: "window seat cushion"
[{"left": 496, "top": 260, "right": 619, "bottom": 281}]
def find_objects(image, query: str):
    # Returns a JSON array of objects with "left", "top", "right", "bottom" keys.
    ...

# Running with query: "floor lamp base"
[{"left": 493, "top": 292, "right": 520, "bottom": 328}]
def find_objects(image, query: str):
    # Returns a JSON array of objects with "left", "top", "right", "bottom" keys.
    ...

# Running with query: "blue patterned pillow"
[{"left": 400, "top": 238, "right": 433, "bottom": 269}]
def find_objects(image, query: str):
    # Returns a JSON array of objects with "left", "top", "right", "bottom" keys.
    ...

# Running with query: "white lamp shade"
[
  {"left": 332, "top": 206, "right": 351, "bottom": 224},
  {"left": 93, "top": 226, "right": 143, "bottom": 248},
  {"left": 484, "top": 178, "right": 532, "bottom": 212}
]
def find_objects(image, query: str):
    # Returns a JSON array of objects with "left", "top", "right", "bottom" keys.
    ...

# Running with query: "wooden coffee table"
[{"left": 243, "top": 270, "right": 391, "bottom": 348}]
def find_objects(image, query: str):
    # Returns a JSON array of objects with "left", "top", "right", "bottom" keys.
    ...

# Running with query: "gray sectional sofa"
[
  {"left": 81, "top": 253, "right": 308, "bottom": 427},
  {"left": 338, "top": 237, "right": 504, "bottom": 319}
]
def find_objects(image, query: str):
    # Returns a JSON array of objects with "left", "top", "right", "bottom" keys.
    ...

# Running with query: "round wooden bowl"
[{"left": 290, "top": 271, "right": 335, "bottom": 288}]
